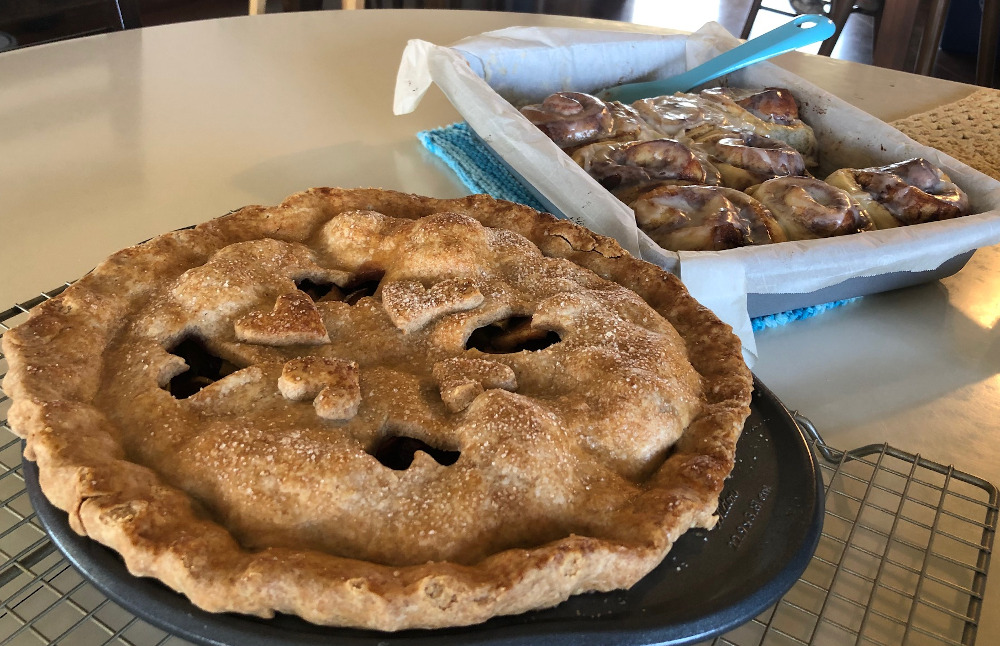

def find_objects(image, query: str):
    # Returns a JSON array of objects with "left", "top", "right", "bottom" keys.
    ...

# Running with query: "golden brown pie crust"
[{"left": 3, "top": 188, "right": 751, "bottom": 631}]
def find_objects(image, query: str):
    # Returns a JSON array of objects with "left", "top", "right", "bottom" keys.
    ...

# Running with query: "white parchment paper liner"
[{"left": 394, "top": 23, "right": 1000, "bottom": 365}]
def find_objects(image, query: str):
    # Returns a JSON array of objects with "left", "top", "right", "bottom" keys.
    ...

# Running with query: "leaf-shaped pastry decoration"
[
  {"left": 235, "top": 290, "right": 330, "bottom": 346},
  {"left": 278, "top": 356, "right": 360, "bottom": 421}
]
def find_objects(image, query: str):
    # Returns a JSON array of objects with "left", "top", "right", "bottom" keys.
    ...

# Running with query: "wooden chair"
[
  {"left": 741, "top": 0, "right": 998, "bottom": 87},
  {"left": 911, "top": 0, "right": 998, "bottom": 87}
]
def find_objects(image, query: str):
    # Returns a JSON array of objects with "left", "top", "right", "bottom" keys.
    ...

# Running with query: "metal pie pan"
[{"left": 24, "top": 377, "right": 823, "bottom": 646}]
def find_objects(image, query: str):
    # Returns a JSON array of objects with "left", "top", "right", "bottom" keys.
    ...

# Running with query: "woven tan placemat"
[{"left": 891, "top": 88, "right": 1000, "bottom": 180}]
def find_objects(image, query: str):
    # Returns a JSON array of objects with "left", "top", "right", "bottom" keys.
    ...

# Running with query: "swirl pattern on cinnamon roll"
[
  {"left": 631, "top": 93, "right": 729, "bottom": 139},
  {"left": 572, "top": 138, "right": 722, "bottom": 203},
  {"left": 746, "top": 177, "right": 874, "bottom": 240},
  {"left": 699, "top": 87, "right": 818, "bottom": 166},
  {"left": 825, "top": 158, "right": 970, "bottom": 229},
  {"left": 521, "top": 92, "right": 657, "bottom": 150},
  {"left": 602, "top": 100, "right": 663, "bottom": 146},
  {"left": 520, "top": 92, "right": 615, "bottom": 148},
  {"left": 629, "top": 184, "right": 787, "bottom": 251},
  {"left": 692, "top": 130, "right": 808, "bottom": 191}
]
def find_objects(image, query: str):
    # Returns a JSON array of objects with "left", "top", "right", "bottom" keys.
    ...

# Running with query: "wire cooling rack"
[{"left": 0, "top": 286, "right": 996, "bottom": 646}]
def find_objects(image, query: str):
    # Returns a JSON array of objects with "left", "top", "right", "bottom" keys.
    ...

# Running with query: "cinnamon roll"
[
  {"left": 572, "top": 138, "right": 722, "bottom": 203},
  {"left": 746, "top": 177, "right": 874, "bottom": 240},
  {"left": 521, "top": 92, "right": 657, "bottom": 150},
  {"left": 825, "top": 158, "right": 970, "bottom": 229},
  {"left": 631, "top": 92, "right": 729, "bottom": 139},
  {"left": 629, "top": 184, "right": 786, "bottom": 251},
  {"left": 699, "top": 87, "right": 818, "bottom": 166},
  {"left": 692, "top": 130, "right": 808, "bottom": 190}
]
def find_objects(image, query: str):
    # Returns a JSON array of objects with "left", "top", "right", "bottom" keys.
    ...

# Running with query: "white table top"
[{"left": 1, "top": 8, "right": 997, "bottom": 644}]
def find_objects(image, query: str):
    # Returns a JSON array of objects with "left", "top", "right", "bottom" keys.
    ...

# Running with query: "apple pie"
[{"left": 3, "top": 188, "right": 752, "bottom": 630}]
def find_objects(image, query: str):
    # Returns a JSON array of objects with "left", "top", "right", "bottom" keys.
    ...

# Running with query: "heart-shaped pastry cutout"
[
  {"left": 278, "top": 356, "right": 360, "bottom": 420},
  {"left": 382, "top": 278, "right": 484, "bottom": 333},
  {"left": 432, "top": 357, "right": 517, "bottom": 412},
  {"left": 235, "top": 290, "right": 330, "bottom": 346}
]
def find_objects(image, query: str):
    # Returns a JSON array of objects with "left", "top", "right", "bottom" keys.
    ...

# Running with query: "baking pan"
[
  {"left": 23, "top": 378, "right": 822, "bottom": 646},
  {"left": 397, "top": 26, "right": 1000, "bottom": 328},
  {"left": 465, "top": 126, "right": 979, "bottom": 319}
]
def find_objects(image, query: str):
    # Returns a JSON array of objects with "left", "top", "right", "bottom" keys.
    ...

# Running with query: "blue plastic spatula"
[{"left": 597, "top": 15, "right": 837, "bottom": 103}]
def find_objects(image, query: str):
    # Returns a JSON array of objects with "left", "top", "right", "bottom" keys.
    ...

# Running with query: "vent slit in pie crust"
[
  {"left": 464, "top": 314, "right": 562, "bottom": 354},
  {"left": 2, "top": 188, "right": 751, "bottom": 631},
  {"left": 162, "top": 336, "right": 243, "bottom": 399},
  {"left": 371, "top": 434, "right": 462, "bottom": 470}
]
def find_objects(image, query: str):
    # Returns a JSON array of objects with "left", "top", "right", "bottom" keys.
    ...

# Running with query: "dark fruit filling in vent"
[
  {"left": 371, "top": 435, "right": 460, "bottom": 470},
  {"left": 166, "top": 337, "right": 238, "bottom": 399},
  {"left": 466, "top": 316, "right": 561, "bottom": 353}
]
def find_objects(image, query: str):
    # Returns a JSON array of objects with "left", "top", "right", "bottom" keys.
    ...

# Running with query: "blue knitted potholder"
[
  {"left": 418, "top": 122, "right": 858, "bottom": 330},
  {"left": 418, "top": 123, "right": 547, "bottom": 212}
]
